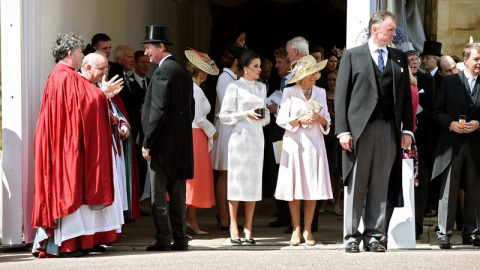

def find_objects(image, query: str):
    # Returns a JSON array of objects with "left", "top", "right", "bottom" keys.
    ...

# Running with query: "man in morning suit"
[
  {"left": 421, "top": 40, "right": 443, "bottom": 88},
  {"left": 433, "top": 42, "right": 480, "bottom": 249},
  {"left": 141, "top": 25, "right": 194, "bottom": 251},
  {"left": 121, "top": 50, "right": 151, "bottom": 209},
  {"left": 335, "top": 10, "right": 413, "bottom": 253}
]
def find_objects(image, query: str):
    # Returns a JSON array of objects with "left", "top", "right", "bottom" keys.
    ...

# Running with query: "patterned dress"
[{"left": 219, "top": 78, "right": 270, "bottom": 201}]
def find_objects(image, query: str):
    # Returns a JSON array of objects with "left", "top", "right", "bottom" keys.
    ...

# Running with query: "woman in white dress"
[
  {"left": 220, "top": 51, "right": 270, "bottom": 244},
  {"left": 275, "top": 55, "right": 333, "bottom": 246},
  {"left": 211, "top": 45, "right": 244, "bottom": 230},
  {"left": 184, "top": 48, "right": 219, "bottom": 235}
]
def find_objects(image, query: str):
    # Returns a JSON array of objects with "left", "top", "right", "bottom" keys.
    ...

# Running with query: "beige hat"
[
  {"left": 287, "top": 55, "right": 328, "bottom": 84},
  {"left": 184, "top": 48, "right": 219, "bottom": 75}
]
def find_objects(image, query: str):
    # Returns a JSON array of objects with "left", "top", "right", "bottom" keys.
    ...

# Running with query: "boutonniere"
[{"left": 128, "top": 77, "right": 135, "bottom": 82}]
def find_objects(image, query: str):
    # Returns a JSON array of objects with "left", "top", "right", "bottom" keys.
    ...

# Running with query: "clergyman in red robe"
[{"left": 31, "top": 32, "right": 123, "bottom": 258}]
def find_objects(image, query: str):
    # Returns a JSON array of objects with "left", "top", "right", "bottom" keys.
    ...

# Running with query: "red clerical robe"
[{"left": 32, "top": 63, "right": 114, "bottom": 229}]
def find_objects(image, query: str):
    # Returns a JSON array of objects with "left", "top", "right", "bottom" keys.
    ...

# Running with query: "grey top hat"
[
  {"left": 141, "top": 25, "right": 174, "bottom": 45},
  {"left": 421, "top": 40, "right": 442, "bottom": 57}
]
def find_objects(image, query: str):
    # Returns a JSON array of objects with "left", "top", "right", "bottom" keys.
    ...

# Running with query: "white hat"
[
  {"left": 184, "top": 48, "right": 219, "bottom": 75},
  {"left": 288, "top": 55, "right": 327, "bottom": 84}
]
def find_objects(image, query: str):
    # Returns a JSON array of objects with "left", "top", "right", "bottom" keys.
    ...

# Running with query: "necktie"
[
  {"left": 280, "top": 78, "right": 287, "bottom": 91},
  {"left": 124, "top": 74, "right": 131, "bottom": 92},
  {"left": 377, "top": 49, "right": 384, "bottom": 73},
  {"left": 464, "top": 77, "right": 472, "bottom": 94},
  {"left": 142, "top": 79, "right": 147, "bottom": 91},
  {"left": 468, "top": 77, "right": 476, "bottom": 93}
]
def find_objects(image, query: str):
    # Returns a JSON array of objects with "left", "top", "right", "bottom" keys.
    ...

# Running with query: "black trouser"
[{"left": 149, "top": 163, "right": 188, "bottom": 246}]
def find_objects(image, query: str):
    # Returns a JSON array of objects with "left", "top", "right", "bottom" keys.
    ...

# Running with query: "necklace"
[{"left": 302, "top": 89, "right": 312, "bottom": 96}]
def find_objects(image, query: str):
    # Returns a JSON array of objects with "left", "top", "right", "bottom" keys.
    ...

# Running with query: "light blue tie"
[
  {"left": 377, "top": 49, "right": 384, "bottom": 73},
  {"left": 280, "top": 78, "right": 287, "bottom": 91}
]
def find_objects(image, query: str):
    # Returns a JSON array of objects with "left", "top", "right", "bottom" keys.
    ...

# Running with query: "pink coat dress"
[{"left": 274, "top": 85, "right": 333, "bottom": 201}]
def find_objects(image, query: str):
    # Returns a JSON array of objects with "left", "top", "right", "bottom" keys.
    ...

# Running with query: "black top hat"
[
  {"left": 141, "top": 25, "right": 174, "bottom": 45},
  {"left": 421, "top": 41, "right": 442, "bottom": 57}
]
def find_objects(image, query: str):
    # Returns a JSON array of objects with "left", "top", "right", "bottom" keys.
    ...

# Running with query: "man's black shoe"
[
  {"left": 171, "top": 244, "right": 188, "bottom": 251},
  {"left": 92, "top": 244, "right": 106, "bottom": 252},
  {"left": 462, "top": 235, "right": 480, "bottom": 246},
  {"left": 59, "top": 250, "right": 84, "bottom": 258},
  {"left": 345, "top": 242, "right": 360, "bottom": 253},
  {"left": 364, "top": 241, "right": 386, "bottom": 252},
  {"left": 146, "top": 243, "right": 171, "bottom": 251},
  {"left": 379, "top": 238, "right": 388, "bottom": 250},
  {"left": 438, "top": 235, "right": 452, "bottom": 249},
  {"left": 268, "top": 218, "right": 291, "bottom": 228}
]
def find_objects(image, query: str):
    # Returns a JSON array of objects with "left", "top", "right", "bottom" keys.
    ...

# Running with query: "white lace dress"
[{"left": 219, "top": 78, "right": 270, "bottom": 201}]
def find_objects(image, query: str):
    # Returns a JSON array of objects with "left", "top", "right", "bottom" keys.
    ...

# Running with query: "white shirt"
[
  {"left": 133, "top": 72, "right": 148, "bottom": 89},
  {"left": 464, "top": 69, "right": 478, "bottom": 92},
  {"left": 159, "top": 54, "right": 172, "bottom": 67},
  {"left": 430, "top": 67, "right": 438, "bottom": 77},
  {"left": 192, "top": 83, "right": 216, "bottom": 137},
  {"left": 368, "top": 39, "right": 388, "bottom": 68}
]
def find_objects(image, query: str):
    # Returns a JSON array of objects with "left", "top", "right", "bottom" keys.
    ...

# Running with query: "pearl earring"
[{"left": 245, "top": 70, "right": 248, "bottom": 74}]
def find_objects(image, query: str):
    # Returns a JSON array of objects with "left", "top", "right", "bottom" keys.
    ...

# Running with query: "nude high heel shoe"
[
  {"left": 289, "top": 237, "right": 301, "bottom": 246},
  {"left": 186, "top": 223, "right": 209, "bottom": 235},
  {"left": 303, "top": 230, "right": 315, "bottom": 246}
]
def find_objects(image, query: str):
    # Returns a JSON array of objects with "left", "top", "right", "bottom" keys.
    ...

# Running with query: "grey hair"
[
  {"left": 369, "top": 10, "right": 396, "bottom": 33},
  {"left": 463, "top": 42, "right": 480, "bottom": 59},
  {"left": 81, "top": 52, "right": 106, "bottom": 73},
  {"left": 113, "top": 45, "right": 133, "bottom": 61},
  {"left": 52, "top": 32, "right": 85, "bottom": 63},
  {"left": 288, "top": 36, "right": 309, "bottom": 56}
]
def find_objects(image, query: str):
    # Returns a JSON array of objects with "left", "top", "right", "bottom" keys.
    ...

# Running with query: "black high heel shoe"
[
  {"left": 230, "top": 238, "right": 243, "bottom": 245},
  {"left": 216, "top": 214, "right": 229, "bottom": 231},
  {"left": 243, "top": 228, "right": 256, "bottom": 244}
]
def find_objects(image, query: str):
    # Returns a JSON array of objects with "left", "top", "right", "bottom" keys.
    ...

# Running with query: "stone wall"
[{"left": 437, "top": 0, "right": 480, "bottom": 58}]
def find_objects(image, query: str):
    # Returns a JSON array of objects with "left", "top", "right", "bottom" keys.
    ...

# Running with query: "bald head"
[
  {"left": 437, "top": 55, "right": 458, "bottom": 76},
  {"left": 81, "top": 52, "right": 109, "bottom": 84}
]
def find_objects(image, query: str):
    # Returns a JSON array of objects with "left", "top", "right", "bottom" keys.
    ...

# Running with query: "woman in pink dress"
[
  {"left": 275, "top": 55, "right": 333, "bottom": 246},
  {"left": 184, "top": 49, "right": 220, "bottom": 235}
]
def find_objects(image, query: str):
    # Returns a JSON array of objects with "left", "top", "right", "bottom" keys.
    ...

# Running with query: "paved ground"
[
  {"left": 1, "top": 198, "right": 478, "bottom": 269},
  {"left": 2, "top": 248, "right": 480, "bottom": 269},
  {"left": 115, "top": 198, "right": 458, "bottom": 251}
]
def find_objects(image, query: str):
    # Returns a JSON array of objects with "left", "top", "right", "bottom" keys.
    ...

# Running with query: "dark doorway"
[
  {"left": 210, "top": 0, "right": 346, "bottom": 63},
  {"left": 205, "top": 0, "right": 346, "bottom": 120},
  {"left": 205, "top": 0, "right": 347, "bottom": 199}
]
